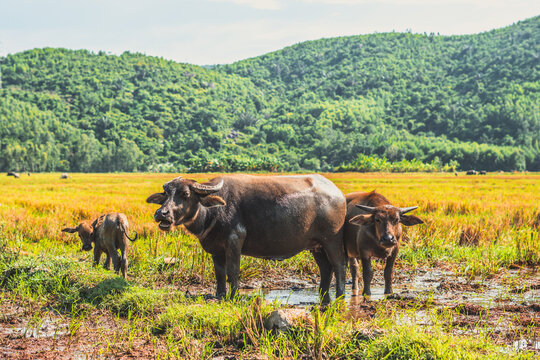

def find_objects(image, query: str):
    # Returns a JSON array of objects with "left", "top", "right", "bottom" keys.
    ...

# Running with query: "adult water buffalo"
[
  {"left": 146, "top": 174, "right": 347, "bottom": 302},
  {"left": 345, "top": 191, "right": 423, "bottom": 296}
]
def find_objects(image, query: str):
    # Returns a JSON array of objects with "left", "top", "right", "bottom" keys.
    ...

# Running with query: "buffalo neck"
[{"left": 183, "top": 204, "right": 215, "bottom": 240}]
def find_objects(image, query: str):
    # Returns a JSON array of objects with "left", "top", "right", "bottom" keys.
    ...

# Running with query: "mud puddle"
[
  {"left": 241, "top": 268, "right": 540, "bottom": 307},
  {"left": 240, "top": 268, "right": 540, "bottom": 352}
]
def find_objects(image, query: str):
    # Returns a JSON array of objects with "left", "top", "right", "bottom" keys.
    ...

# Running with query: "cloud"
[
  {"left": 2, "top": 0, "right": 538, "bottom": 64},
  {"left": 211, "top": 0, "right": 282, "bottom": 10},
  {"left": 145, "top": 17, "right": 381, "bottom": 64},
  {"left": 300, "top": 0, "right": 530, "bottom": 6}
]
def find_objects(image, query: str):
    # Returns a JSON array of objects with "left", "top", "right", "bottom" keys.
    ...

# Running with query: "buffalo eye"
[
  {"left": 375, "top": 217, "right": 381, "bottom": 223},
  {"left": 176, "top": 190, "right": 189, "bottom": 198}
]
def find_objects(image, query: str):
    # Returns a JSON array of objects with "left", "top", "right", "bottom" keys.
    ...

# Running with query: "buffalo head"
[
  {"left": 62, "top": 221, "right": 95, "bottom": 251},
  {"left": 349, "top": 204, "right": 423, "bottom": 248},
  {"left": 146, "top": 177, "right": 226, "bottom": 231}
]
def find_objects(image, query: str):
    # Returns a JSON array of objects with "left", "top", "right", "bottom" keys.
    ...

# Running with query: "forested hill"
[
  {"left": 0, "top": 49, "right": 269, "bottom": 172},
  {"left": 220, "top": 16, "right": 539, "bottom": 159},
  {"left": 1, "top": 16, "right": 539, "bottom": 172}
]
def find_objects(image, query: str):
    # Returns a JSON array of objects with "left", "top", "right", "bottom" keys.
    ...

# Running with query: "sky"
[{"left": 1, "top": 0, "right": 539, "bottom": 65}]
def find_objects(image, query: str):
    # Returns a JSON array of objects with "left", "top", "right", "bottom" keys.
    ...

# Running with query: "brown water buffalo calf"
[
  {"left": 62, "top": 213, "right": 138, "bottom": 278},
  {"left": 345, "top": 191, "right": 423, "bottom": 296},
  {"left": 147, "top": 174, "right": 347, "bottom": 303}
]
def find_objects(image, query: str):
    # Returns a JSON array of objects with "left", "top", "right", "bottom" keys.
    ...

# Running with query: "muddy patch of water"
[
  {"left": 243, "top": 268, "right": 540, "bottom": 306},
  {"left": 239, "top": 268, "right": 540, "bottom": 352}
]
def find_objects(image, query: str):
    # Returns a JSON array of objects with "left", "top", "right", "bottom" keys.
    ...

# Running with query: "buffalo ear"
[
  {"left": 349, "top": 214, "right": 372, "bottom": 226},
  {"left": 146, "top": 192, "right": 167, "bottom": 204},
  {"left": 200, "top": 195, "right": 226, "bottom": 208},
  {"left": 401, "top": 215, "right": 424, "bottom": 226},
  {"left": 62, "top": 227, "right": 78, "bottom": 233}
]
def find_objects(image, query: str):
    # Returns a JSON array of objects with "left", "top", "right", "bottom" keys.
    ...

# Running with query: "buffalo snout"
[
  {"left": 82, "top": 244, "right": 92, "bottom": 251},
  {"left": 154, "top": 208, "right": 173, "bottom": 231},
  {"left": 380, "top": 233, "right": 397, "bottom": 247}
]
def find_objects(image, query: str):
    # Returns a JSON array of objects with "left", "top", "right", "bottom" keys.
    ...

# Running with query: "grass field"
[{"left": 0, "top": 172, "right": 538, "bottom": 359}]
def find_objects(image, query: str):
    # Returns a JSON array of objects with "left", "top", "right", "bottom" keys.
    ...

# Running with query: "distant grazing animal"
[
  {"left": 7, "top": 172, "right": 20, "bottom": 178},
  {"left": 479, "top": 170, "right": 487, "bottom": 175},
  {"left": 60, "top": 173, "right": 69, "bottom": 179},
  {"left": 62, "top": 213, "right": 138, "bottom": 278},
  {"left": 466, "top": 170, "right": 478, "bottom": 175},
  {"left": 146, "top": 174, "right": 347, "bottom": 303},
  {"left": 344, "top": 191, "right": 423, "bottom": 296}
]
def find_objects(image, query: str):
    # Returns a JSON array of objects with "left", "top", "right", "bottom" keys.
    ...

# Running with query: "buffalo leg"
[
  {"left": 312, "top": 250, "right": 332, "bottom": 305},
  {"left": 103, "top": 250, "right": 111, "bottom": 270},
  {"left": 120, "top": 249, "right": 128, "bottom": 279},
  {"left": 226, "top": 251, "right": 241, "bottom": 299},
  {"left": 225, "top": 229, "right": 244, "bottom": 299},
  {"left": 212, "top": 254, "right": 227, "bottom": 299},
  {"left": 384, "top": 252, "right": 397, "bottom": 295},
  {"left": 93, "top": 247, "right": 102, "bottom": 267},
  {"left": 361, "top": 257, "right": 373, "bottom": 296},
  {"left": 321, "top": 243, "right": 346, "bottom": 299},
  {"left": 107, "top": 245, "right": 121, "bottom": 274},
  {"left": 349, "top": 258, "right": 359, "bottom": 290},
  {"left": 117, "top": 239, "right": 128, "bottom": 279}
]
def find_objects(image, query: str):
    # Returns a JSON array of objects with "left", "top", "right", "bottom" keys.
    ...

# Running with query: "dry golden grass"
[{"left": 1, "top": 172, "right": 539, "bottom": 274}]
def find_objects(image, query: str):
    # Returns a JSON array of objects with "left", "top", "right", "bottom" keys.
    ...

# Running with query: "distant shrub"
[{"left": 336, "top": 154, "right": 458, "bottom": 172}]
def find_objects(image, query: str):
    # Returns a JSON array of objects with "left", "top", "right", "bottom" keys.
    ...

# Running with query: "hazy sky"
[{"left": 1, "top": 0, "right": 539, "bottom": 65}]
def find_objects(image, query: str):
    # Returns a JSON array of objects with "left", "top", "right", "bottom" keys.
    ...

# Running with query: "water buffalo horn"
[
  {"left": 355, "top": 205, "right": 376, "bottom": 213},
  {"left": 191, "top": 179, "right": 224, "bottom": 195},
  {"left": 164, "top": 176, "right": 182, "bottom": 187},
  {"left": 399, "top": 206, "right": 418, "bottom": 214}
]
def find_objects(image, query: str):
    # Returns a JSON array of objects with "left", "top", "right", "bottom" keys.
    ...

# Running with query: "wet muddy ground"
[
  {"left": 240, "top": 267, "right": 540, "bottom": 353},
  {"left": 1, "top": 267, "right": 538, "bottom": 358},
  {"left": 0, "top": 301, "right": 166, "bottom": 359}
]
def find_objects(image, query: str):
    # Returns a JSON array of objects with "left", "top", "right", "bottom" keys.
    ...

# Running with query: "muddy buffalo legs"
[
  {"left": 324, "top": 244, "right": 346, "bottom": 300},
  {"left": 352, "top": 254, "right": 396, "bottom": 296},
  {"left": 384, "top": 252, "right": 397, "bottom": 294},
  {"left": 361, "top": 257, "right": 374, "bottom": 296},
  {"left": 313, "top": 242, "right": 347, "bottom": 304},
  {"left": 104, "top": 251, "right": 111, "bottom": 270},
  {"left": 312, "top": 250, "right": 333, "bottom": 304},
  {"left": 224, "top": 226, "right": 245, "bottom": 299},
  {"left": 212, "top": 254, "right": 227, "bottom": 299},
  {"left": 93, "top": 247, "right": 102, "bottom": 267},
  {"left": 349, "top": 258, "right": 359, "bottom": 290}
]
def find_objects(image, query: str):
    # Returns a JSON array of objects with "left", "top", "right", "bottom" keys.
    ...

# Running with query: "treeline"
[{"left": 0, "top": 16, "right": 538, "bottom": 172}]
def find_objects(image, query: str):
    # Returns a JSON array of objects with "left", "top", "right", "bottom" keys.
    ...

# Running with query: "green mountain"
[
  {"left": 1, "top": 16, "right": 539, "bottom": 172},
  {"left": 1, "top": 49, "right": 270, "bottom": 172}
]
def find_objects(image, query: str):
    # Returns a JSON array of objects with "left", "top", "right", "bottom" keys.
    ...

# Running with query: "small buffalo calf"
[
  {"left": 62, "top": 213, "right": 137, "bottom": 278},
  {"left": 344, "top": 191, "right": 423, "bottom": 296}
]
